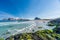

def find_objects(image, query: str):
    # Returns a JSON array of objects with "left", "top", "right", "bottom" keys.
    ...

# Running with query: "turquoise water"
[
  {"left": 0, "top": 21, "right": 56, "bottom": 39},
  {"left": 0, "top": 21, "right": 32, "bottom": 38}
]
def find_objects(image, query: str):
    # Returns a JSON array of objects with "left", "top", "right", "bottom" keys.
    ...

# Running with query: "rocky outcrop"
[{"left": 34, "top": 17, "right": 41, "bottom": 20}]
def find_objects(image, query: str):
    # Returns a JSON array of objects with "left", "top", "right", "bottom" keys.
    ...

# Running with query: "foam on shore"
[{"left": 0, "top": 20, "right": 56, "bottom": 39}]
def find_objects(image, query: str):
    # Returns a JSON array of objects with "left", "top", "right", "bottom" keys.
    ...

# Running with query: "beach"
[{"left": 0, "top": 20, "right": 56, "bottom": 40}]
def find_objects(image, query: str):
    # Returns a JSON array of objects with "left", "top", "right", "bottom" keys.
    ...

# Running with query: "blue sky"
[{"left": 0, "top": 0, "right": 60, "bottom": 19}]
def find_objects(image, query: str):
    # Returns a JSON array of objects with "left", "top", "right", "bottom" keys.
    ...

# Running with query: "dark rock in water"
[
  {"left": 56, "top": 28, "right": 60, "bottom": 34},
  {"left": 53, "top": 27, "right": 60, "bottom": 34},
  {"left": 8, "top": 26, "right": 13, "bottom": 28},
  {"left": 14, "top": 35, "right": 20, "bottom": 40},
  {"left": 6, "top": 32, "right": 10, "bottom": 34}
]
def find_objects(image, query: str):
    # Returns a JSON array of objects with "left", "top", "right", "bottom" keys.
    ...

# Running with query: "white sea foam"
[
  {"left": 0, "top": 21, "right": 33, "bottom": 26},
  {"left": 0, "top": 21, "right": 56, "bottom": 39}
]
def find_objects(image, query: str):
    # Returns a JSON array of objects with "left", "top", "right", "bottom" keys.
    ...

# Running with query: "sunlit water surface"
[{"left": 0, "top": 21, "right": 56, "bottom": 39}]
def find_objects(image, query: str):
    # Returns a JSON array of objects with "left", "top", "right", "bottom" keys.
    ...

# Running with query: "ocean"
[
  {"left": 0, "top": 21, "right": 33, "bottom": 38},
  {"left": 0, "top": 20, "right": 56, "bottom": 39}
]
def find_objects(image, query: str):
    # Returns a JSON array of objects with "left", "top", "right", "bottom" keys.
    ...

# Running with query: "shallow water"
[
  {"left": 0, "top": 21, "right": 33, "bottom": 38},
  {"left": 0, "top": 21, "right": 56, "bottom": 39}
]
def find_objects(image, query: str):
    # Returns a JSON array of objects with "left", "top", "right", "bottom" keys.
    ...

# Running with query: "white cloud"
[
  {"left": 0, "top": 11, "right": 15, "bottom": 19},
  {"left": 17, "top": 0, "right": 60, "bottom": 19},
  {"left": 38, "top": 0, "right": 60, "bottom": 19}
]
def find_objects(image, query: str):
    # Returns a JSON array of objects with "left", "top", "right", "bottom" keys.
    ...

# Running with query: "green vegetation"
[
  {"left": 2, "top": 22, "right": 60, "bottom": 40},
  {"left": 0, "top": 38, "right": 4, "bottom": 40},
  {"left": 38, "top": 26, "right": 42, "bottom": 29},
  {"left": 47, "top": 23, "right": 54, "bottom": 26},
  {"left": 5, "top": 28, "right": 60, "bottom": 40}
]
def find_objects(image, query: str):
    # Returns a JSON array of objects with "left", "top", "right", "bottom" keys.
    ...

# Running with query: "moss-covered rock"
[
  {"left": 0, "top": 38, "right": 4, "bottom": 40},
  {"left": 6, "top": 29, "right": 60, "bottom": 40}
]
